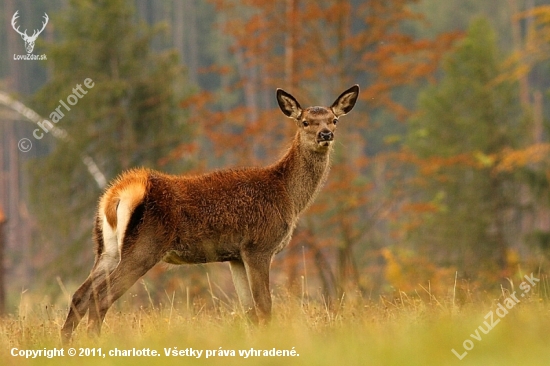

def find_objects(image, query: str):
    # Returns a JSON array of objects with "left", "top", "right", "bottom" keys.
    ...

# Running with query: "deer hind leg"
[
  {"left": 61, "top": 274, "right": 92, "bottom": 343},
  {"left": 229, "top": 260, "right": 258, "bottom": 323},
  {"left": 87, "top": 202, "right": 159, "bottom": 336},
  {"left": 61, "top": 216, "right": 119, "bottom": 343},
  {"left": 87, "top": 243, "right": 158, "bottom": 337},
  {"left": 61, "top": 255, "right": 119, "bottom": 341}
]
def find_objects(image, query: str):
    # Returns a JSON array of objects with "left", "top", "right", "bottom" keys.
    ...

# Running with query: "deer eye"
[
  {"left": 302, "top": 120, "right": 309, "bottom": 127},
  {"left": 333, "top": 118, "right": 338, "bottom": 125}
]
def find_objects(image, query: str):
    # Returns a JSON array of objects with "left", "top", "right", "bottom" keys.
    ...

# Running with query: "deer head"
[
  {"left": 277, "top": 85, "right": 360, "bottom": 153},
  {"left": 11, "top": 11, "right": 49, "bottom": 54}
]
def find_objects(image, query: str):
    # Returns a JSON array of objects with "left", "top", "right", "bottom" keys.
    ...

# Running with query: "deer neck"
[{"left": 274, "top": 132, "right": 332, "bottom": 216}]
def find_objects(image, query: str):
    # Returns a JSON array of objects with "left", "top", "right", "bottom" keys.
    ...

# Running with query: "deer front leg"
[
  {"left": 242, "top": 254, "right": 272, "bottom": 323},
  {"left": 229, "top": 260, "right": 258, "bottom": 323}
]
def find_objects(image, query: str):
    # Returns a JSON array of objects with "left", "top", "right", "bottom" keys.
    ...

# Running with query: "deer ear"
[
  {"left": 277, "top": 89, "right": 303, "bottom": 120},
  {"left": 331, "top": 85, "right": 359, "bottom": 117}
]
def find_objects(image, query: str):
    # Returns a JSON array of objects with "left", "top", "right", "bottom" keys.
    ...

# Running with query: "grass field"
[{"left": 1, "top": 276, "right": 550, "bottom": 366}]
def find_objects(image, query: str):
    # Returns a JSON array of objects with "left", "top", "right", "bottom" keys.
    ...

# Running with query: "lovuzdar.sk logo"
[{"left": 11, "top": 10, "right": 48, "bottom": 61}]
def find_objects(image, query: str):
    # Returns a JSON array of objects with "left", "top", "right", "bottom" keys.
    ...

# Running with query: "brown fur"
[{"left": 61, "top": 85, "right": 359, "bottom": 342}]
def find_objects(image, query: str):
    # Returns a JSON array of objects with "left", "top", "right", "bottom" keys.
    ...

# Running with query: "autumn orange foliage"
[
  {"left": 176, "top": 0, "right": 461, "bottom": 298},
  {"left": 498, "top": 5, "right": 550, "bottom": 85}
]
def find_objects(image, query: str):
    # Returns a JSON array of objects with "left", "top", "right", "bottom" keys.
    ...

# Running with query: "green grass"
[{"left": 1, "top": 285, "right": 550, "bottom": 366}]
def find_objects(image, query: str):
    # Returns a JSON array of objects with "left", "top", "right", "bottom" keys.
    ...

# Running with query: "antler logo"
[{"left": 11, "top": 11, "right": 49, "bottom": 54}]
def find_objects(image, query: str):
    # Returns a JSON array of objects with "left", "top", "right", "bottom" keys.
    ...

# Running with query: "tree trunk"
[
  {"left": 173, "top": 0, "right": 185, "bottom": 65},
  {"left": 285, "top": 0, "right": 298, "bottom": 90},
  {"left": 185, "top": 0, "right": 199, "bottom": 85},
  {"left": 5, "top": 0, "right": 22, "bottom": 94},
  {"left": 0, "top": 208, "right": 5, "bottom": 315},
  {"left": 509, "top": 0, "right": 530, "bottom": 108}
]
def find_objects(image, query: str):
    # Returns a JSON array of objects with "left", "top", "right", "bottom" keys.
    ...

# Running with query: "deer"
[
  {"left": 11, "top": 11, "right": 49, "bottom": 54},
  {"left": 61, "top": 85, "right": 359, "bottom": 342}
]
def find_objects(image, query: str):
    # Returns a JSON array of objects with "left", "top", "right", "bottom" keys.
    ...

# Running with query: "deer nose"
[{"left": 318, "top": 130, "right": 334, "bottom": 141}]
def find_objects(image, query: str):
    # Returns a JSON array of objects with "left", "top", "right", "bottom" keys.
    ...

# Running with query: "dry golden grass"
[{"left": 1, "top": 276, "right": 550, "bottom": 366}]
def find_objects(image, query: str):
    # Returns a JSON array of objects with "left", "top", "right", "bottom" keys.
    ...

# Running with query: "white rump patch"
[
  {"left": 100, "top": 215, "right": 120, "bottom": 272},
  {"left": 115, "top": 198, "right": 133, "bottom": 255}
]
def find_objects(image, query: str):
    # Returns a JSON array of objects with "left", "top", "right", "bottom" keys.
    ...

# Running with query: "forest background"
[{"left": 1, "top": 0, "right": 550, "bottom": 315}]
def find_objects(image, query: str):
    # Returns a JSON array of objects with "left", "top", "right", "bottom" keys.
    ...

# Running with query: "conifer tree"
[
  {"left": 29, "top": 0, "right": 192, "bottom": 283},
  {"left": 406, "top": 18, "right": 524, "bottom": 273}
]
